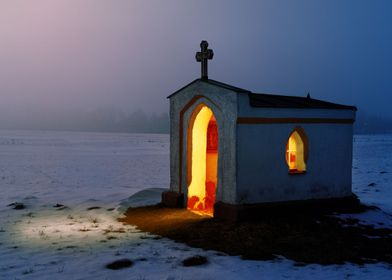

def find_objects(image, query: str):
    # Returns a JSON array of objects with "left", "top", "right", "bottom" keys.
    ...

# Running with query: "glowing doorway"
[{"left": 187, "top": 105, "right": 218, "bottom": 215}]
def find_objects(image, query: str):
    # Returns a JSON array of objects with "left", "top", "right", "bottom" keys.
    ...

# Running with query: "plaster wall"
[
  {"left": 236, "top": 121, "right": 354, "bottom": 204},
  {"left": 169, "top": 81, "right": 238, "bottom": 204}
]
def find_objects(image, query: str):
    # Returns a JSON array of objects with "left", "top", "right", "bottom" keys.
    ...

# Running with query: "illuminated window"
[{"left": 286, "top": 127, "right": 307, "bottom": 173}]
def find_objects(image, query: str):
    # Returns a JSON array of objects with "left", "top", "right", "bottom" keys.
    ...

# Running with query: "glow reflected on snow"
[{"left": 15, "top": 209, "right": 140, "bottom": 246}]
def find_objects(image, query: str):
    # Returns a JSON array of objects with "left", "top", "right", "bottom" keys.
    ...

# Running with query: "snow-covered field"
[{"left": 0, "top": 130, "right": 391, "bottom": 280}]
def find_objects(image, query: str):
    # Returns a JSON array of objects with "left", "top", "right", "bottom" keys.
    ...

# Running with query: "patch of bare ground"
[
  {"left": 106, "top": 259, "right": 133, "bottom": 270},
  {"left": 182, "top": 255, "right": 208, "bottom": 266},
  {"left": 119, "top": 204, "right": 392, "bottom": 265}
]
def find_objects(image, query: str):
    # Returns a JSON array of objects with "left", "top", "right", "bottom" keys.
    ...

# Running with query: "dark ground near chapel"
[{"left": 119, "top": 204, "right": 392, "bottom": 265}]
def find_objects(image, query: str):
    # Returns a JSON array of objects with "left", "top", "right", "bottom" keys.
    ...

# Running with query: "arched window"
[{"left": 286, "top": 127, "right": 308, "bottom": 174}]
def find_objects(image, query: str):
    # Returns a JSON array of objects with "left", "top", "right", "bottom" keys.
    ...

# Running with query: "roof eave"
[
  {"left": 167, "top": 78, "right": 251, "bottom": 99},
  {"left": 167, "top": 79, "right": 200, "bottom": 99}
]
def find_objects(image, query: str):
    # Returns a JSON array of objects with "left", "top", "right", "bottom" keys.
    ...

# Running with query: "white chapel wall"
[
  {"left": 236, "top": 119, "right": 355, "bottom": 204},
  {"left": 169, "top": 80, "right": 239, "bottom": 204}
]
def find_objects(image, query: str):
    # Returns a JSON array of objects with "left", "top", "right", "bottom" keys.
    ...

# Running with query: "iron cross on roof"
[{"left": 195, "top": 40, "right": 214, "bottom": 79}]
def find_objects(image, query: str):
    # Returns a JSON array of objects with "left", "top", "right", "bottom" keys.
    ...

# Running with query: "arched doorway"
[{"left": 187, "top": 104, "right": 218, "bottom": 215}]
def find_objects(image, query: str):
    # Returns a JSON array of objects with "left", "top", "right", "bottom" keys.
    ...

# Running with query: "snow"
[
  {"left": 0, "top": 130, "right": 391, "bottom": 279},
  {"left": 336, "top": 134, "right": 392, "bottom": 230}
]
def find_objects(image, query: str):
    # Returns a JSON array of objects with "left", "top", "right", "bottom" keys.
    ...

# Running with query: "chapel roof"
[
  {"left": 168, "top": 78, "right": 357, "bottom": 111},
  {"left": 248, "top": 92, "right": 357, "bottom": 110}
]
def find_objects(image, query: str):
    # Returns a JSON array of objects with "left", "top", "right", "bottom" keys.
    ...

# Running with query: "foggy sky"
[{"left": 1, "top": 0, "right": 391, "bottom": 127}]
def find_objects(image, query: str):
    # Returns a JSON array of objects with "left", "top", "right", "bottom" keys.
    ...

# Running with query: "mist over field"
[
  {"left": 0, "top": 106, "right": 391, "bottom": 134},
  {"left": 0, "top": 107, "right": 169, "bottom": 133},
  {"left": 0, "top": 0, "right": 391, "bottom": 133}
]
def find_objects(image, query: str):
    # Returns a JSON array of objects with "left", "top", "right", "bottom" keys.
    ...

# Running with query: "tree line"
[{"left": 1, "top": 107, "right": 392, "bottom": 135}]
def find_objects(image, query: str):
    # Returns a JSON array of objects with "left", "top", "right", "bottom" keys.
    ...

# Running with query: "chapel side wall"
[{"left": 236, "top": 123, "right": 354, "bottom": 203}]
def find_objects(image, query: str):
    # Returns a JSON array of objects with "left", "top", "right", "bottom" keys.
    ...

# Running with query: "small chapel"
[{"left": 162, "top": 41, "right": 358, "bottom": 220}]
